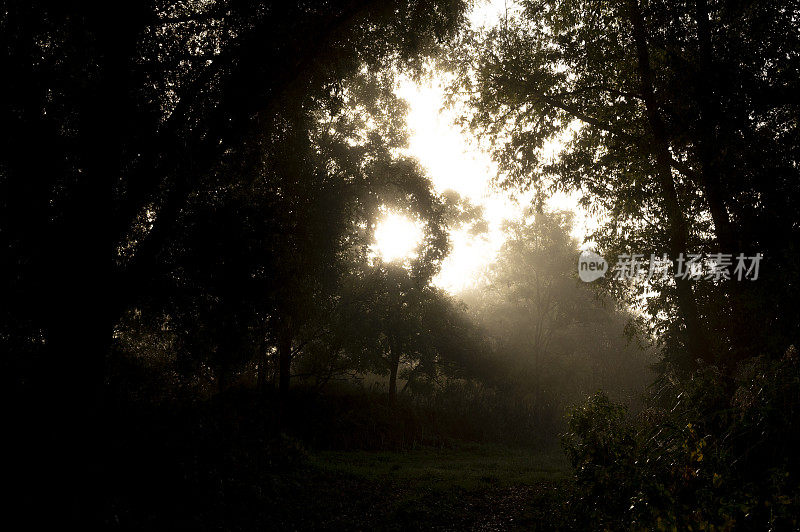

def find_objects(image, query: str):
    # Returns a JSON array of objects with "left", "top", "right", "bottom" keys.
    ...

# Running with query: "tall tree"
[
  {"left": 448, "top": 0, "right": 800, "bottom": 370},
  {"left": 462, "top": 210, "right": 652, "bottom": 422},
  {"left": 2, "top": 0, "right": 469, "bottom": 520}
]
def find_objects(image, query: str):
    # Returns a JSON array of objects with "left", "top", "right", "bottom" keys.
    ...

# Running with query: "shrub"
[
  {"left": 561, "top": 348, "right": 800, "bottom": 530},
  {"left": 562, "top": 392, "right": 637, "bottom": 528}
]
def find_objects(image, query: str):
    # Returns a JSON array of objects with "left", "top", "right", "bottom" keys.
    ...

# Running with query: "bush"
[
  {"left": 561, "top": 348, "right": 800, "bottom": 530},
  {"left": 562, "top": 392, "right": 637, "bottom": 528}
]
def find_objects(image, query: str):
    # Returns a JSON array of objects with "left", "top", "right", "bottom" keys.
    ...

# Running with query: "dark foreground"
[
  {"left": 105, "top": 441, "right": 570, "bottom": 530},
  {"left": 290, "top": 447, "right": 569, "bottom": 530}
]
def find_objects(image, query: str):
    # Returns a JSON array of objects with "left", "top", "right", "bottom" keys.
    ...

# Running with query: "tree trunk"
[
  {"left": 692, "top": 0, "right": 737, "bottom": 253},
  {"left": 628, "top": 0, "right": 710, "bottom": 368},
  {"left": 691, "top": 0, "right": 759, "bottom": 367},
  {"left": 388, "top": 336, "right": 401, "bottom": 406},
  {"left": 278, "top": 327, "right": 292, "bottom": 399},
  {"left": 257, "top": 347, "right": 269, "bottom": 393}
]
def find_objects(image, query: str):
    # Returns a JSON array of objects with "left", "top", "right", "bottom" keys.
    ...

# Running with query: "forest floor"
[
  {"left": 105, "top": 399, "right": 575, "bottom": 529},
  {"left": 263, "top": 444, "right": 572, "bottom": 530}
]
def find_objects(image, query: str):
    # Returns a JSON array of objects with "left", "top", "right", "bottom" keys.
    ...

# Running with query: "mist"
[{"left": 4, "top": 0, "right": 800, "bottom": 529}]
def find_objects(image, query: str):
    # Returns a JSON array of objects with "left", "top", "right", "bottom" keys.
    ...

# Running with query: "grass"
[
  {"left": 309, "top": 443, "right": 569, "bottom": 490},
  {"left": 105, "top": 434, "right": 574, "bottom": 530},
  {"left": 263, "top": 444, "right": 574, "bottom": 530}
]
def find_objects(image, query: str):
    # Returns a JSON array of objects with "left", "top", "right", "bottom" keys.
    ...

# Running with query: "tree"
[
  {"left": 2, "top": 0, "right": 470, "bottom": 520},
  {"left": 448, "top": 0, "right": 800, "bottom": 370},
  {"left": 462, "top": 210, "right": 653, "bottom": 427}
]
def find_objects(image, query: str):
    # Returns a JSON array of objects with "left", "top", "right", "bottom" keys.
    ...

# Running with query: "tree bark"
[
  {"left": 692, "top": 0, "right": 737, "bottom": 253},
  {"left": 628, "top": 0, "right": 710, "bottom": 368},
  {"left": 387, "top": 336, "right": 401, "bottom": 406}
]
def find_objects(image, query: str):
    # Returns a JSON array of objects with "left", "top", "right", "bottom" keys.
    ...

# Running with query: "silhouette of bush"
[{"left": 561, "top": 348, "right": 800, "bottom": 529}]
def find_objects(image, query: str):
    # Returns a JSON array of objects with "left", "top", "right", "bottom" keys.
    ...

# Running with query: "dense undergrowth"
[
  {"left": 102, "top": 348, "right": 800, "bottom": 529},
  {"left": 563, "top": 348, "right": 800, "bottom": 530}
]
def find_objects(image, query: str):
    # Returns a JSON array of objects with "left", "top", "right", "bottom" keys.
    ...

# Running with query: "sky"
[{"left": 375, "top": 0, "right": 597, "bottom": 293}]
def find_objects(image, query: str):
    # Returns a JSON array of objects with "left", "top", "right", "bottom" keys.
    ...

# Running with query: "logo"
[{"left": 578, "top": 250, "right": 607, "bottom": 282}]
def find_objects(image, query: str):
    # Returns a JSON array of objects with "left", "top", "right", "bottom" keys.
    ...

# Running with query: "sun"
[{"left": 372, "top": 211, "right": 424, "bottom": 262}]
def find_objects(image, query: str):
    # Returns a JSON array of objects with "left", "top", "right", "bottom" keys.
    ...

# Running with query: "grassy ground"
[
  {"left": 263, "top": 444, "right": 573, "bottom": 530},
  {"left": 311, "top": 444, "right": 568, "bottom": 489},
  {"left": 103, "top": 397, "right": 576, "bottom": 529}
]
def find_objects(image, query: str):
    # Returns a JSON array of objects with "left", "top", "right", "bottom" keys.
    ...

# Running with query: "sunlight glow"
[
  {"left": 394, "top": 77, "right": 512, "bottom": 291},
  {"left": 391, "top": 0, "right": 598, "bottom": 293},
  {"left": 372, "top": 212, "right": 424, "bottom": 262}
]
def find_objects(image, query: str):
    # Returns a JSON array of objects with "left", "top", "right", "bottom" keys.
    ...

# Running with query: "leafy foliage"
[{"left": 563, "top": 348, "right": 800, "bottom": 530}]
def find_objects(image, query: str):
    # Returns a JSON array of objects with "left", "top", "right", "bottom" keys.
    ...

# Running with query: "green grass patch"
[
  {"left": 261, "top": 444, "right": 573, "bottom": 529},
  {"left": 308, "top": 443, "right": 569, "bottom": 491}
]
